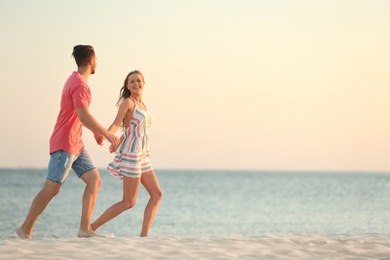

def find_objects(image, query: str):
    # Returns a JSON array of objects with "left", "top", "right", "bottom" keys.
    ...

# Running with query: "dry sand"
[{"left": 1, "top": 235, "right": 390, "bottom": 259}]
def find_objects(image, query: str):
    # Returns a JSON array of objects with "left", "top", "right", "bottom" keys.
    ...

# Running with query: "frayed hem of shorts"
[
  {"left": 46, "top": 177, "right": 64, "bottom": 184},
  {"left": 78, "top": 167, "right": 97, "bottom": 178}
]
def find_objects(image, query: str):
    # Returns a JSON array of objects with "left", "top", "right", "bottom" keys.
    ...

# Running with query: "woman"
[{"left": 91, "top": 70, "right": 162, "bottom": 237}]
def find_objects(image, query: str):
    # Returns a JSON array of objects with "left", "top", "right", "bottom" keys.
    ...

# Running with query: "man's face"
[{"left": 90, "top": 55, "right": 97, "bottom": 74}]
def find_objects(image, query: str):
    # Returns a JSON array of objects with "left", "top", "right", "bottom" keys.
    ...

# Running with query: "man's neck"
[{"left": 77, "top": 67, "right": 90, "bottom": 82}]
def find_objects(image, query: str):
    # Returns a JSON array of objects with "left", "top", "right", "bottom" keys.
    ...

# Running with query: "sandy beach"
[{"left": 1, "top": 234, "right": 390, "bottom": 259}]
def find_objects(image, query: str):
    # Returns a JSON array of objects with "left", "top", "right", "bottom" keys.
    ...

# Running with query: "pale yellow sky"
[{"left": 0, "top": 0, "right": 389, "bottom": 171}]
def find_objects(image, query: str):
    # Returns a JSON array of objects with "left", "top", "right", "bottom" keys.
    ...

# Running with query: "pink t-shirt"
[{"left": 49, "top": 71, "right": 91, "bottom": 154}]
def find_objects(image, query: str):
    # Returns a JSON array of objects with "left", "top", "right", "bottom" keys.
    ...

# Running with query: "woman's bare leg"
[
  {"left": 139, "top": 170, "right": 162, "bottom": 237},
  {"left": 91, "top": 176, "right": 141, "bottom": 231}
]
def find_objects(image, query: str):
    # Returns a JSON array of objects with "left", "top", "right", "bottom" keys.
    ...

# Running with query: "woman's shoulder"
[
  {"left": 124, "top": 97, "right": 135, "bottom": 105},
  {"left": 119, "top": 97, "right": 135, "bottom": 110}
]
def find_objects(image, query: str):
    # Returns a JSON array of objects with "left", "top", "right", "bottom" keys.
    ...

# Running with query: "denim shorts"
[{"left": 47, "top": 149, "right": 96, "bottom": 183}]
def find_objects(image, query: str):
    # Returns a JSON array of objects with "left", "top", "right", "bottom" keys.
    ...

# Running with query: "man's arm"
[
  {"left": 76, "top": 107, "right": 118, "bottom": 145},
  {"left": 82, "top": 122, "right": 104, "bottom": 145}
]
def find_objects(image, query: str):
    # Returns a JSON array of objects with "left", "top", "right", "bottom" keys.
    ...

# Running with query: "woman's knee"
[{"left": 152, "top": 189, "right": 163, "bottom": 202}]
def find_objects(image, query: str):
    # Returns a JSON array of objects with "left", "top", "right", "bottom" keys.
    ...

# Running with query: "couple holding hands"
[{"left": 16, "top": 45, "right": 162, "bottom": 239}]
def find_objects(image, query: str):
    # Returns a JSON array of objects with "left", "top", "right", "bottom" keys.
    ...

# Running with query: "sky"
[{"left": 0, "top": 0, "right": 389, "bottom": 172}]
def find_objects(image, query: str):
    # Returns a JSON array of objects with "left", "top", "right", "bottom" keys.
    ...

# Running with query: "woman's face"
[{"left": 127, "top": 73, "right": 144, "bottom": 94}]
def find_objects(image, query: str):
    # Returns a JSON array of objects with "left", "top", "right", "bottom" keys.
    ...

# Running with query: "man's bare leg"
[
  {"left": 77, "top": 168, "right": 102, "bottom": 238},
  {"left": 16, "top": 180, "right": 61, "bottom": 239}
]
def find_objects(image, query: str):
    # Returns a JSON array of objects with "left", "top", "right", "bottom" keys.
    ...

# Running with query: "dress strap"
[{"left": 129, "top": 96, "right": 147, "bottom": 110}]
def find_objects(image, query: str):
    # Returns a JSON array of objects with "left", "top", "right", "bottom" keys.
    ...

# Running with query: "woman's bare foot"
[{"left": 16, "top": 227, "right": 31, "bottom": 239}]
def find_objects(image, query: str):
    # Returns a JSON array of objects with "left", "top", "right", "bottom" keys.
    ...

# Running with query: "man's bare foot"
[
  {"left": 77, "top": 230, "right": 108, "bottom": 238},
  {"left": 90, "top": 223, "right": 96, "bottom": 232},
  {"left": 16, "top": 227, "right": 31, "bottom": 239}
]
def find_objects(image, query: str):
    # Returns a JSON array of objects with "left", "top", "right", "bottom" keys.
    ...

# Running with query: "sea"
[{"left": 1, "top": 169, "right": 390, "bottom": 259}]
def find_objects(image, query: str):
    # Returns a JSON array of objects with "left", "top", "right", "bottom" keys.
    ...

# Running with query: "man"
[{"left": 16, "top": 45, "right": 118, "bottom": 239}]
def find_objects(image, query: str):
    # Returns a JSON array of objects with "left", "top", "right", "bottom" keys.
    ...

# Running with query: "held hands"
[
  {"left": 109, "top": 134, "right": 124, "bottom": 153},
  {"left": 95, "top": 132, "right": 120, "bottom": 153},
  {"left": 109, "top": 142, "right": 119, "bottom": 153},
  {"left": 94, "top": 133, "right": 106, "bottom": 146},
  {"left": 106, "top": 133, "right": 120, "bottom": 147}
]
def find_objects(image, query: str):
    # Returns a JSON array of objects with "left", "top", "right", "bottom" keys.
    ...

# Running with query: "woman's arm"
[{"left": 108, "top": 98, "right": 133, "bottom": 134}]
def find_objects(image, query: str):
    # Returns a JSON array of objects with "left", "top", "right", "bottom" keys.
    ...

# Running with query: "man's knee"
[
  {"left": 95, "top": 176, "right": 102, "bottom": 189},
  {"left": 123, "top": 199, "right": 136, "bottom": 210},
  {"left": 43, "top": 180, "right": 62, "bottom": 197},
  {"left": 81, "top": 169, "right": 102, "bottom": 188}
]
